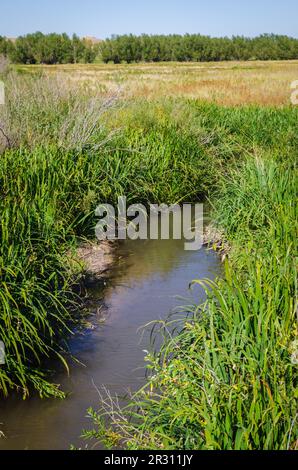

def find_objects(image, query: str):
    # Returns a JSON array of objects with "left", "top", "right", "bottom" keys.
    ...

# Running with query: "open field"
[{"left": 14, "top": 60, "right": 298, "bottom": 106}]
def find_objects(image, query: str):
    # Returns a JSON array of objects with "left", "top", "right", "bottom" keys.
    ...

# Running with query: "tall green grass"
[
  {"left": 0, "top": 70, "right": 297, "bottom": 415},
  {"left": 0, "top": 140, "right": 216, "bottom": 397},
  {"left": 84, "top": 158, "right": 297, "bottom": 450},
  {"left": 0, "top": 86, "right": 233, "bottom": 397}
]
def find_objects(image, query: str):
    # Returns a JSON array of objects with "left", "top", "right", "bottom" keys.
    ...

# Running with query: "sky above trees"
[{"left": 1, "top": 0, "right": 298, "bottom": 39}]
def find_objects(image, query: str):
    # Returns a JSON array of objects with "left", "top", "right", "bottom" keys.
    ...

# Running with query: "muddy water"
[{"left": 0, "top": 237, "right": 220, "bottom": 450}]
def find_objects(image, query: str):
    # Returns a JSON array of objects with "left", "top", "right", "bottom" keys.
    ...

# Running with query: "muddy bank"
[
  {"left": 76, "top": 222, "right": 229, "bottom": 280},
  {"left": 75, "top": 240, "right": 116, "bottom": 282},
  {"left": 203, "top": 224, "right": 231, "bottom": 262}
]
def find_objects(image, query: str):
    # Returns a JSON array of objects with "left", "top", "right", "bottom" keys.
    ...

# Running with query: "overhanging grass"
[
  {"left": 84, "top": 157, "right": 297, "bottom": 450},
  {"left": 0, "top": 109, "right": 230, "bottom": 397},
  {"left": 0, "top": 80, "right": 297, "bottom": 413}
]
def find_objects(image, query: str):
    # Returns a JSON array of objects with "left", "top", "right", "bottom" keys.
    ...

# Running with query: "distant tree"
[
  {"left": 2, "top": 33, "right": 298, "bottom": 64},
  {"left": 0, "top": 36, "right": 9, "bottom": 56},
  {"left": 2, "top": 32, "right": 96, "bottom": 65},
  {"left": 98, "top": 34, "right": 298, "bottom": 64}
]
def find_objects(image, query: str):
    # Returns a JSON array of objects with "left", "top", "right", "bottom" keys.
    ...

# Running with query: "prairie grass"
[
  {"left": 15, "top": 60, "right": 298, "bottom": 106},
  {"left": 0, "top": 70, "right": 118, "bottom": 152},
  {"left": 0, "top": 66, "right": 297, "bottom": 453}
]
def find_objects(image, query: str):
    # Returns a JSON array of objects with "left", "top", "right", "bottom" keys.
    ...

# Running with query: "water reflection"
[{"left": 0, "top": 236, "right": 220, "bottom": 450}]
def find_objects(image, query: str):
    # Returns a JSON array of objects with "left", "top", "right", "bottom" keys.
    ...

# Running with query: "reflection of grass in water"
[
  {"left": 115, "top": 204, "right": 213, "bottom": 283},
  {"left": 114, "top": 239, "right": 196, "bottom": 284}
]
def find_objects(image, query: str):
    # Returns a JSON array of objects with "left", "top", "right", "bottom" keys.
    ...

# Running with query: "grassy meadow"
[
  {"left": 14, "top": 59, "right": 298, "bottom": 106},
  {"left": 0, "top": 61, "right": 297, "bottom": 449}
]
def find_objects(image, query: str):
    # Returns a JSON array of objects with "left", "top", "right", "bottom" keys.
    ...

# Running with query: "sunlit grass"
[
  {"left": 14, "top": 60, "right": 298, "bottom": 106},
  {"left": 0, "top": 68, "right": 297, "bottom": 452},
  {"left": 84, "top": 158, "right": 298, "bottom": 450}
]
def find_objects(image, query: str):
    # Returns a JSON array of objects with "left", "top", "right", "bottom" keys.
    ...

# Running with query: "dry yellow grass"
[{"left": 15, "top": 60, "right": 298, "bottom": 106}]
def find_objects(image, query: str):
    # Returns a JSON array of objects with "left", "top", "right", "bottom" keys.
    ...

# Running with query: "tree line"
[
  {"left": 0, "top": 32, "right": 98, "bottom": 64},
  {"left": 1, "top": 32, "right": 298, "bottom": 64},
  {"left": 101, "top": 34, "right": 298, "bottom": 63}
]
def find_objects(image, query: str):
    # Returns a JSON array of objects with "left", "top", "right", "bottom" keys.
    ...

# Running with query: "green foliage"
[
  {"left": 0, "top": 137, "right": 217, "bottom": 396},
  {"left": 100, "top": 34, "right": 298, "bottom": 63},
  {"left": 85, "top": 157, "right": 297, "bottom": 450},
  {"left": 0, "top": 79, "right": 233, "bottom": 396},
  {"left": 0, "top": 70, "right": 297, "bottom": 448},
  {"left": 2, "top": 33, "right": 298, "bottom": 64},
  {"left": 4, "top": 32, "right": 98, "bottom": 65},
  {"left": 0, "top": 36, "right": 11, "bottom": 56}
]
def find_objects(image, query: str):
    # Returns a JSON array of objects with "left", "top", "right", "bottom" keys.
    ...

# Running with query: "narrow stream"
[{"left": 0, "top": 237, "right": 220, "bottom": 450}]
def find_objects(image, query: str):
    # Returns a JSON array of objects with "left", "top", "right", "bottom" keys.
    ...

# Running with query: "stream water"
[{"left": 0, "top": 237, "right": 220, "bottom": 450}]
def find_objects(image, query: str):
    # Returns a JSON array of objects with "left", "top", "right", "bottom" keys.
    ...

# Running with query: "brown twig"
[{"left": 0, "top": 124, "right": 11, "bottom": 149}]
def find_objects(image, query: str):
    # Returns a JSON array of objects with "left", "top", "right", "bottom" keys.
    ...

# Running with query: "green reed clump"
[
  {"left": 109, "top": 99, "right": 298, "bottom": 161},
  {"left": 85, "top": 158, "right": 297, "bottom": 450}
]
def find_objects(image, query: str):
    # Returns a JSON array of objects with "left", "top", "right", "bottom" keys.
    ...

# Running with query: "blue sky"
[{"left": 1, "top": 0, "right": 298, "bottom": 39}]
